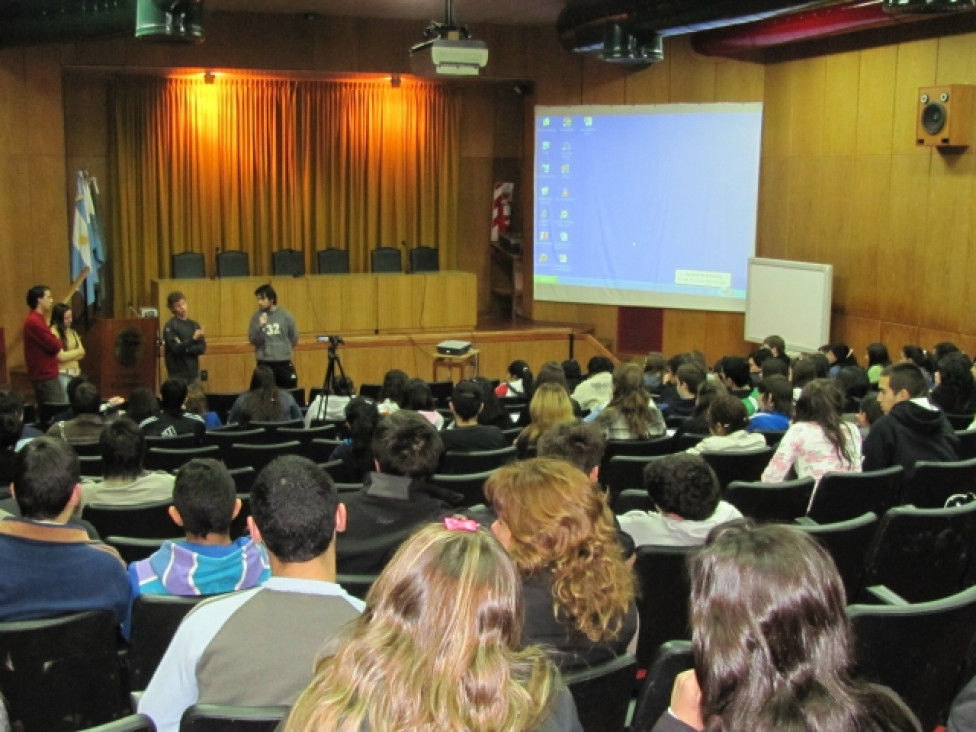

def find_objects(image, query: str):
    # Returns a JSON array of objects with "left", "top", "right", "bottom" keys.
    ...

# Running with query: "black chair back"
[
  {"left": 944, "top": 412, "right": 975, "bottom": 430},
  {"left": 902, "top": 456, "right": 976, "bottom": 508},
  {"left": 858, "top": 502, "right": 976, "bottom": 604},
  {"left": 144, "top": 445, "right": 221, "bottom": 474},
  {"left": 359, "top": 383, "right": 382, "bottom": 399},
  {"left": 612, "top": 488, "right": 654, "bottom": 515},
  {"left": 172, "top": 251, "right": 206, "bottom": 279},
  {"left": 227, "top": 467, "right": 257, "bottom": 494},
  {"left": 603, "top": 455, "right": 667, "bottom": 505},
  {"left": 129, "top": 594, "right": 212, "bottom": 691},
  {"left": 336, "top": 573, "right": 378, "bottom": 601},
  {"left": 430, "top": 470, "right": 494, "bottom": 508},
  {"left": 105, "top": 535, "right": 166, "bottom": 564},
  {"left": 438, "top": 445, "right": 517, "bottom": 475},
  {"left": 409, "top": 245, "right": 439, "bottom": 273},
  {"left": 275, "top": 424, "right": 336, "bottom": 449},
  {"left": 724, "top": 476, "right": 815, "bottom": 522},
  {"left": 628, "top": 641, "right": 694, "bottom": 732},
  {"left": 226, "top": 440, "right": 302, "bottom": 471},
  {"left": 316, "top": 247, "right": 350, "bottom": 274},
  {"left": 428, "top": 379, "right": 453, "bottom": 407},
  {"left": 0, "top": 610, "right": 131, "bottom": 730},
  {"left": 807, "top": 465, "right": 904, "bottom": 524},
  {"left": 671, "top": 432, "right": 707, "bottom": 452},
  {"left": 307, "top": 438, "right": 343, "bottom": 464},
  {"left": 79, "top": 454, "right": 104, "bottom": 476},
  {"left": 271, "top": 248, "right": 303, "bottom": 276},
  {"left": 956, "top": 428, "right": 976, "bottom": 460},
  {"left": 83, "top": 500, "right": 177, "bottom": 540},
  {"left": 563, "top": 653, "right": 638, "bottom": 732},
  {"left": 755, "top": 429, "right": 786, "bottom": 448},
  {"left": 849, "top": 584, "right": 976, "bottom": 732},
  {"left": 145, "top": 433, "right": 200, "bottom": 450},
  {"left": 205, "top": 393, "right": 243, "bottom": 424},
  {"left": 794, "top": 512, "right": 878, "bottom": 602},
  {"left": 84, "top": 713, "right": 157, "bottom": 731},
  {"left": 215, "top": 249, "right": 250, "bottom": 277},
  {"left": 633, "top": 545, "right": 697, "bottom": 667},
  {"left": 201, "top": 428, "right": 267, "bottom": 461},
  {"left": 700, "top": 446, "right": 773, "bottom": 490},
  {"left": 370, "top": 246, "right": 402, "bottom": 273},
  {"left": 179, "top": 704, "right": 290, "bottom": 731}
]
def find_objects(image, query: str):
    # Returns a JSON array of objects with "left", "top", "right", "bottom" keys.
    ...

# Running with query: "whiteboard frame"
[{"left": 744, "top": 258, "right": 832, "bottom": 353}]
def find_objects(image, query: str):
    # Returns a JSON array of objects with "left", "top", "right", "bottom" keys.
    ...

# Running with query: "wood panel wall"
[{"left": 2, "top": 15, "right": 976, "bottom": 381}]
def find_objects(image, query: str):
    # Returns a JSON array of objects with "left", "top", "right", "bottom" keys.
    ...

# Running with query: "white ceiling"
[{"left": 207, "top": 0, "right": 565, "bottom": 25}]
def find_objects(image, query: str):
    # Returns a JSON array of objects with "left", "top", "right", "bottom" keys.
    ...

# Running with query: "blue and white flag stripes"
[{"left": 70, "top": 170, "right": 104, "bottom": 303}]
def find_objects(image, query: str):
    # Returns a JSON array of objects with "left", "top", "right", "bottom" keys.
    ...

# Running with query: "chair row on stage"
[{"left": 171, "top": 246, "right": 439, "bottom": 279}]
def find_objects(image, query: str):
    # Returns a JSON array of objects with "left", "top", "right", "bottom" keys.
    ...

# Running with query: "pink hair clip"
[{"left": 443, "top": 516, "right": 479, "bottom": 533}]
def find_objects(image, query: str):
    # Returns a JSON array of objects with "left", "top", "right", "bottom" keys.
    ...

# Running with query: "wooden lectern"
[{"left": 84, "top": 318, "right": 159, "bottom": 398}]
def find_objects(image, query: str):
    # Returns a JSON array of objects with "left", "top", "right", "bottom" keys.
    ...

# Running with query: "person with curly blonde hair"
[
  {"left": 284, "top": 520, "right": 583, "bottom": 732},
  {"left": 514, "top": 382, "right": 577, "bottom": 458},
  {"left": 485, "top": 458, "right": 637, "bottom": 671}
]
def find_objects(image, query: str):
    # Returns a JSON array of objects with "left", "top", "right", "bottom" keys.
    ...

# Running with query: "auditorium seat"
[
  {"left": 409, "top": 245, "right": 439, "bottom": 273},
  {"left": 316, "top": 247, "right": 349, "bottom": 274},
  {"left": 172, "top": 251, "right": 206, "bottom": 279},
  {"left": 215, "top": 250, "right": 250, "bottom": 277},
  {"left": 370, "top": 246, "right": 402, "bottom": 273},
  {"left": 271, "top": 248, "right": 303, "bottom": 276}
]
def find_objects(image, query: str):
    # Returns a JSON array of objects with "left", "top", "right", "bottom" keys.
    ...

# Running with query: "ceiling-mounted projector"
[{"left": 409, "top": 0, "right": 488, "bottom": 77}]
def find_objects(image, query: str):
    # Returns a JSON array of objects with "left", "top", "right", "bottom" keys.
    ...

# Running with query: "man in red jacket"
[{"left": 23, "top": 285, "right": 64, "bottom": 408}]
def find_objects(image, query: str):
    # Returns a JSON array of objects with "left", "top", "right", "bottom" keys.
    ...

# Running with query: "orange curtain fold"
[{"left": 108, "top": 76, "right": 460, "bottom": 312}]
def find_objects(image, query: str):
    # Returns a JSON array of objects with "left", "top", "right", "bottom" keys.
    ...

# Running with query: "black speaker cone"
[{"left": 922, "top": 101, "right": 947, "bottom": 135}]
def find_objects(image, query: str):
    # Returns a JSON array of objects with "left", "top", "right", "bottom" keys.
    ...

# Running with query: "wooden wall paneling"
[
  {"left": 854, "top": 45, "right": 899, "bottom": 155},
  {"left": 705, "top": 312, "right": 749, "bottom": 360},
  {"left": 934, "top": 33, "right": 976, "bottom": 89},
  {"left": 846, "top": 156, "right": 892, "bottom": 319},
  {"left": 918, "top": 327, "right": 963, "bottom": 354},
  {"left": 964, "top": 178, "right": 976, "bottom": 335},
  {"left": 580, "top": 56, "right": 628, "bottom": 105},
  {"left": 762, "top": 62, "right": 794, "bottom": 159},
  {"left": 714, "top": 57, "right": 764, "bottom": 103},
  {"left": 785, "top": 156, "right": 822, "bottom": 264},
  {"left": 310, "top": 17, "right": 361, "bottom": 72},
  {"left": 527, "top": 26, "right": 583, "bottom": 105},
  {"left": 822, "top": 52, "right": 860, "bottom": 156},
  {"left": 835, "top": 315, "right": 882, "bottom": 359},
  {"left": 667, "top": 37, "right": 716, "bottom": 102},
  {"left": 817, "top": 155, "right": 855, "bottom": 312},
  {"left": 756, "top": 156, "right": 791, "bottom": 260},
  {"left": 919, "top": 152, "right": 974, "bottom": 333},
  {"left": 879, "top": 322, "right": 919, "bottom": 356},
  {"left": 662, "top": 310, "right": 709, "bottom": 360},
  {"left": 624, "top": 55, "right": 671, "bottom": 104},
  {"left": 481, "top": 25, "right": 532, "bottom": 81},
  {"left": 789, "top": 56, "right": 826, "bottom": 156},
  {"left": 880, "top": 154, "right": 930, "bottom": 325},
  {"left": 892, "top": 38, "right": 939, "bottom": 155}
]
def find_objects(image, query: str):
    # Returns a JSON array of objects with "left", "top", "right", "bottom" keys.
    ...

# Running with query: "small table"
[{"left": 432, "top": 348, "right": 480, "bottom": 382}]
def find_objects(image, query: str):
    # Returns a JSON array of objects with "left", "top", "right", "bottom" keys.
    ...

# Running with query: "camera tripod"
[{"left": 313, "top": 342, "right": 347, "bottom": 422}]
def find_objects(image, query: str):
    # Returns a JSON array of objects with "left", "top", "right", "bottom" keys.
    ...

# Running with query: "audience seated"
[
  {"left": 184, "top": 382, "right": 221, "bottom": 429},
  {"left": 376, "top": 368, "right": 408, "bottom": 416},
  {"left": 591, "top": 363, "right": 666, "bottom": 439},
  {"left": 825, "top": 342, "right": 859, "bottom": 378},
  {"left": 658, "top": 363, "right": 702, "bottom": 419},
  {"left": 0, "top": 388, "right": 41, "bottom": 449},
  {"left": 686, "top": 396, "right": 766, "bottom": 455},
  {"left": 761, "top": 334, "right": 792, "bottom": 371},
  {"left": 836, "top": 364, "right": 871, "bottom": 413},
  {"left": 652, "top": 522, "right": 919, "bottom": 732},
  {"left": 515, "top": 383, "right": 577, "bottom": 458},
  {"left": 327, "top": 398, "right": 380, "bottom": 484},
  {"left": 901, "top": 344, "right": 935, "bottom": 388},
  {"left": 761, "top": 379, "right": 861, "bottom": 489},
  {"left": 562, "top": 358, "right": 583, "bottom": 393},
  {"left": 672, "top": 380, "right": 727, "bottom": 441},
  {"left": 440, "top": 380, "right": 507, "bottom": 452},
  {"left": 642, "top": 352, "right": 666, "bottom": 395},
  {"left": 617, "top": 453, "right": 742, "bottom": 548},
  {"left": 862, "top": 362, "right": 958, "bottom": 475},
  {"left": 471, "top": 376, "right": 514, "bottom": 430},
  {"left": 516, "top": 361, "right": 583, "bottom": 427},
  {"left": 495, "top": 359, "right": 533, "bottom": 398},
  {"left": 284, "top": 521, "right": 582, "bottom": 731},
  {"left": 137, "top": 456, "right": 364, "bottom": 732},
  {"left": 571, "top": 356, "right": 615, "bottom": 412},
  {"left": 747, "top": 374, "right": 793, "bottom": 432},
  {"left": 305, "top": 375, "right": 356, "bottom": 426},
  {"left": 856, "top": 391, "right": 884, "bottom": 439},
  {"left": 399, "top": 378, "right": 444, "bottom": 429},
  {"left": 657, "top": 353, "right": 691, "bottom": 407},
  {"left": 537, "top": 420, "right": 607, "bottom": 483},
  {"left": 747, "top": 348, "right": 768, "bottom": 387},
  {"left": 485, "top": 458, "right": 637, "bottom": 671},
  {"left": 125, "top": 386, "right": 161, "bottom": 425},
  {"left": 717, "top": 356, "right": 759, "bottom": 415},
  {"left": 0, "top": 437, "right": 128, "bottom": 623},
  {"left": 0, "top": 415, "right": 22, "bottom": 502},
  {"left": 338, "top": 411, "right": 452, "bottom": 573},
  {"left": 931, "top": 351, "right": 976, "bottom": 415},
  {"left": 791, "top": 354, "right": 826, "bottom": 401},
  {"left": 125, "top": 458, "right": 270, "bottom": 638},
  {"left": 866, "top": 342, "right": 892, "bottom": 386},
  {"left": 140, "top": 378, "right": 206, "bottom": 442},
  {"left": 79, "top": 418, "right": 175, "bottom": 510},
  {"left": 227, "top": 366, "right": 302, "bottom": 426},
  {"left": 45, "top": 381, "right": 119, "bottom": 443}
]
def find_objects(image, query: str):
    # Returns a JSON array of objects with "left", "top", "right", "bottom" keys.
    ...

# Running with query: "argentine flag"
[{"left": 70, "top": 170, "right": 104, "bottom": 303}]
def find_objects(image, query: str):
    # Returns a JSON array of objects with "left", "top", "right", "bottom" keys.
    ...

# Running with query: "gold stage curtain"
[{"left": 108, "top": 76, "right": 460, "bottom": 313}]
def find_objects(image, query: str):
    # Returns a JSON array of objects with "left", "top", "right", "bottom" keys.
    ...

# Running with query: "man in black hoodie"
[{"left": 863, "top": 362, "right": 958, "bottom": 475}]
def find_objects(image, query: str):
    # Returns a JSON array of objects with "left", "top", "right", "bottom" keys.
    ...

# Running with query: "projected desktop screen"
[{"left": 533, "top": 103, "right": 763, "bottom": 312}]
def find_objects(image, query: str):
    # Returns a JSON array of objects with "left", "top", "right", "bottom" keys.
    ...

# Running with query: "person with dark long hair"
[
  {"left": 653, "top": 522, "right": 920, "bottom": 732},
  {"left": 495, "top": 359, "right": 533, "bottom": 398},
  {"left": 50, "top": 303, "right": 85, "bottom": 393},
  {"left": 227, "top": 365, "right": 302, "bottom": 426},
  {"left": 328, "top": 397, "right": 379, "bottom": 484},
  {"left": 594, "top": 362, "right": 666, "bottom": 439},
  {"left": 930, "top": 351, "right": 976, "bottom": 416},
  {"left": 761, "top": 379, "right": 861, "bottom": 489},
  {"left": 865, "top": 342, "right": 892, "bottom": 386}
]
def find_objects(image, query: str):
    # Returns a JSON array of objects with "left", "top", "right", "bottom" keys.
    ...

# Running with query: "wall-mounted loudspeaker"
[{"left": 917, "top": 84, "right": 974, "bottom": 147}]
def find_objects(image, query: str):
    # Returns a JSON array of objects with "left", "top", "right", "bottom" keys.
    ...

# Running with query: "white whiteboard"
[{"left": 744, "top": 258, "right": 832, "bottom": 353}]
